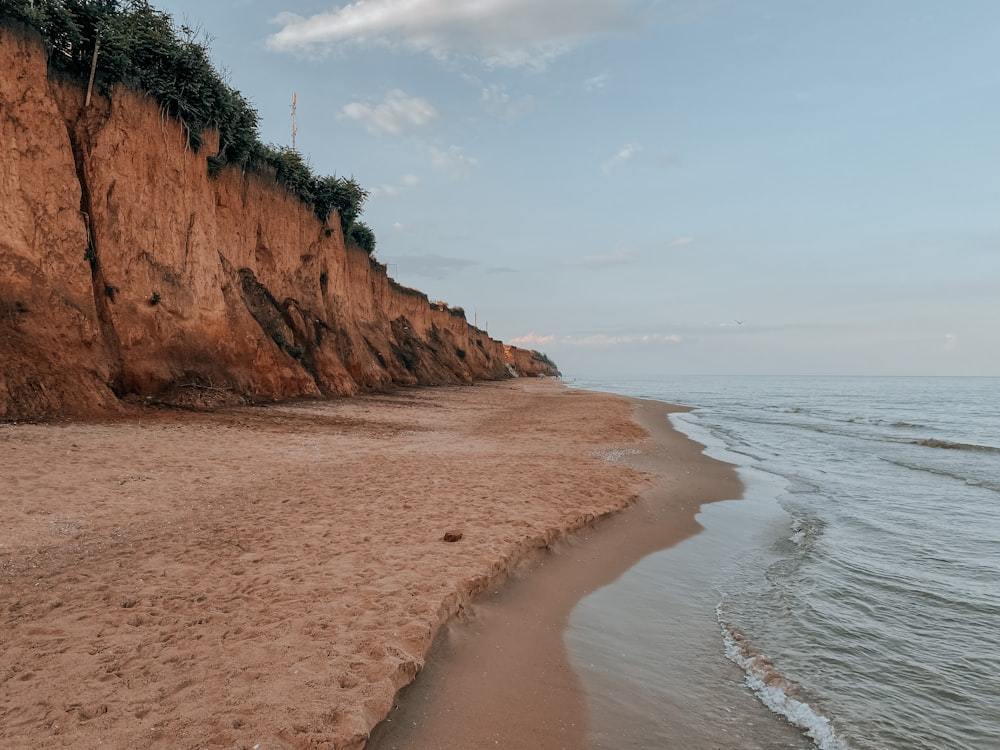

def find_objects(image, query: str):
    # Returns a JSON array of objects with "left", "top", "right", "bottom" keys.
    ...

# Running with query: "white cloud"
[
  {"left": 429, "top": 145, "right": 479, "bottom": 178},
  {"left": 944, "top": 333, "right": 958, "bottom": 352},
  {"left": 340, "top": 90, "right": 438, "bottom": 135},
  {"left": 268, "top": 0, "right": 639, "bottom": 69},
  {"left": 670, "top": 236, "right": 695, "bottom": 247},
  {"left": 370, "top": 185, "right": 400, "bottom": 199},
  {"left": 509, "top": 333, "right": 556, "bottom": 347},
  {"left": 480, "top": 84, "right": 535, "bottom": 119},
  {"left": 602, "top": 142, "right": 640, "bottom": 173},
  {"left": 481, "top": 84, "right": 510, "bottom": 107},
  {"left": 584, "top": 73, "right": 609, "bottom": 91},
  {"left": 369, "top": 173, "right": 421, "bottom": 199}
]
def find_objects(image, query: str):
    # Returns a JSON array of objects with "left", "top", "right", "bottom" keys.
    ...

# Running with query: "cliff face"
[{"left": 0, "top": 27, "right": 557, "bottom": 421}]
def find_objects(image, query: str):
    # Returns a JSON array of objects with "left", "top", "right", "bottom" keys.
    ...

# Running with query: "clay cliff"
[{"left": 0, "top": 26, "right": 558, "bottom": 421}]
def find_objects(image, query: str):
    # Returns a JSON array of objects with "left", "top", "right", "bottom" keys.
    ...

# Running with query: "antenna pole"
[{"left": 85, "top": 39, "right": 100, "bottom": 108}]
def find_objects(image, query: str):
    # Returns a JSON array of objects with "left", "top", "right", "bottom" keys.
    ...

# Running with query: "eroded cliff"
[{"left": 0, "top": 26, "right": 557, "bottom": 421}]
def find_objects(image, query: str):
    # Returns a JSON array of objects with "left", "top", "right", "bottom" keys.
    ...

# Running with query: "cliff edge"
[{"left": 0, "top": 26, "right": 558, "bottom": 422}]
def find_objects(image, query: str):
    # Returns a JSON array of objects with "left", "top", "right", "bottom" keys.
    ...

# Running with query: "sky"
[{"left": 151, "top": 0, "right": 999, "bottom": 378}]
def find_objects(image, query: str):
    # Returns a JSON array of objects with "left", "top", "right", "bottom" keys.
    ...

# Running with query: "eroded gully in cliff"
[{"left": 63, "top": 97, "right": 125, "bottom": 396}]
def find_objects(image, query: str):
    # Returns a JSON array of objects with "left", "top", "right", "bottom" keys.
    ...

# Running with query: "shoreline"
[
  {"left": 1, "top": 379, "right": 669, "bottom": 748},
  {"left": 366, "top": 394, "right": 744, "bottom": 749}
]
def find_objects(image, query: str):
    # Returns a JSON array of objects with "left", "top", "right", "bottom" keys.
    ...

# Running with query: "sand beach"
[{"left": 1, "top": 379, "right": 738, "bottom": 749}]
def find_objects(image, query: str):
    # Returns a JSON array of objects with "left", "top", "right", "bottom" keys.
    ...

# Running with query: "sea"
[{"left": 566, "top": 375, "right": 1000, "bottom": 750}]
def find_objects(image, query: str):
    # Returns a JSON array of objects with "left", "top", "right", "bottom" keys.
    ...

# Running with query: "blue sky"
[{"left": 152, "top": 0, "right": 999, "bottom": 377}]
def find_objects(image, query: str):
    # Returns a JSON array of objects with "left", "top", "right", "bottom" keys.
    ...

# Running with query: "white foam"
[
  {"left": 716, "top": 603, "right": 851, "bottom": 750},
  {"left": 790, "top": 521, "right": 807, "bottom": 546}
]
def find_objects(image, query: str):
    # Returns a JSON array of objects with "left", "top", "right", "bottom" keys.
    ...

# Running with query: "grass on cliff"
[{"left": 1, "top": 0, "right": 375, "bottom": 253}]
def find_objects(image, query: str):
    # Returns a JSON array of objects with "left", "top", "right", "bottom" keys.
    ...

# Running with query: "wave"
[
  {"left": 911, "top": 438, "right": 1000, "bottom": 454},
  {"left": 717, "top": 604, "right": 850, "bottom": 750},
  {"left": 789, "top": 516, "right": 826, "bottom": 549},
  {"left": 880, "top": 457, "right": 1000, "bottom": 493},
  {"left": 773, "top": 410, "right": 926, "bottom": 431},
  {"left": 740, "top": 413, "right": 1000, "bottom": 456}
]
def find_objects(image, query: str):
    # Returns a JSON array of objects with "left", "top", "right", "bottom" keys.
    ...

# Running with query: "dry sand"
[{"left": 0, "top": 378, "right": 718, "bottom": 749}]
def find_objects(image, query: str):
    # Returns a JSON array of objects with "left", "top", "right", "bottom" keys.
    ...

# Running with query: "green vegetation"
[
  {"left": 531, "top": 351, "right": 558, "bottom": 371},
  {"left": 2, "top": 0, "right": 374, "bottom": 250},
  {"left": 313, "top": 173, "right": 368, "bottom": 230},
  {"left": 346, "top": 221, "right": 376, "bottom": 255}
]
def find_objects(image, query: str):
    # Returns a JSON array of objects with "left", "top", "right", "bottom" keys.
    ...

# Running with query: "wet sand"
[
  {"left": 1, "top": 379, "right": 668, "bottom": 749},
  {"left": 366, "top": 396, "right": 745, "bottom": 749}
]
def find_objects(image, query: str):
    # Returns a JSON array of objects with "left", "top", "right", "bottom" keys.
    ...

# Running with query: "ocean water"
[{"left": 566, "top": 376, "right": 1000, "bottom": 750}]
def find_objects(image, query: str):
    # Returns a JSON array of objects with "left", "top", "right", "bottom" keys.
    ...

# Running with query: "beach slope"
[{"left": 2, "top": 380, "right": 655, "bottom": 748}]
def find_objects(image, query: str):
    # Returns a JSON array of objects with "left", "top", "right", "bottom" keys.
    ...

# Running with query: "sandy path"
[{"left": 1, "top": 380, "right": 648, "bottom": 749}]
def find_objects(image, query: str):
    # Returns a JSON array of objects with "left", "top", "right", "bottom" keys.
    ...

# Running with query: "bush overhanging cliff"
[{"left": 1, "top": 0, "right": 375, "bottom": 250}]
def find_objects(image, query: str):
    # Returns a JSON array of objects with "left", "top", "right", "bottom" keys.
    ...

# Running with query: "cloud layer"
[
  {"left": 369, "top": 173, "right": 420, "bottom": 199},
  {"left": 429, "top": 145, "right": 479, "bottom": 177},
  {"left": 268, "top": 0, "right": 638, "bottom": 68},
  {"left": 340, "top": 90, "right": 438, "bottom": 135},
  {"left": 602, "top": 142, "right": 640, "bottom": 173}
]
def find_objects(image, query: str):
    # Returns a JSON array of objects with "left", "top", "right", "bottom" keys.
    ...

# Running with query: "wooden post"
[{"left": 84, "top": 39, "right": 100, "bottom": 108}]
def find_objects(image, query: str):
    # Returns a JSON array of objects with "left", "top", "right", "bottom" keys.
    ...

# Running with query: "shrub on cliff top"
[
  {"left": 256, "top": 145, "right": 315, "bottom": 205},
  {"left": 531, "top": 351, "right": 560, "bottom": 374},
  {"left": 255, "top": 148, "right": 371, "bottom": 248},
  {"left": 1, "top": 0, "right": 375, "bottom": 249},
  {"left": 312, "top": 175, "right": 367, "bottom": 231},
  {"left": 3, "top": 1, "right": 248, "bottom": 155},
  {"left": 2, "top": 0, "right": 98, "bottom": 71},
  {"left": 346, "top": 221, "right": 376, "bottom": 255}
]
